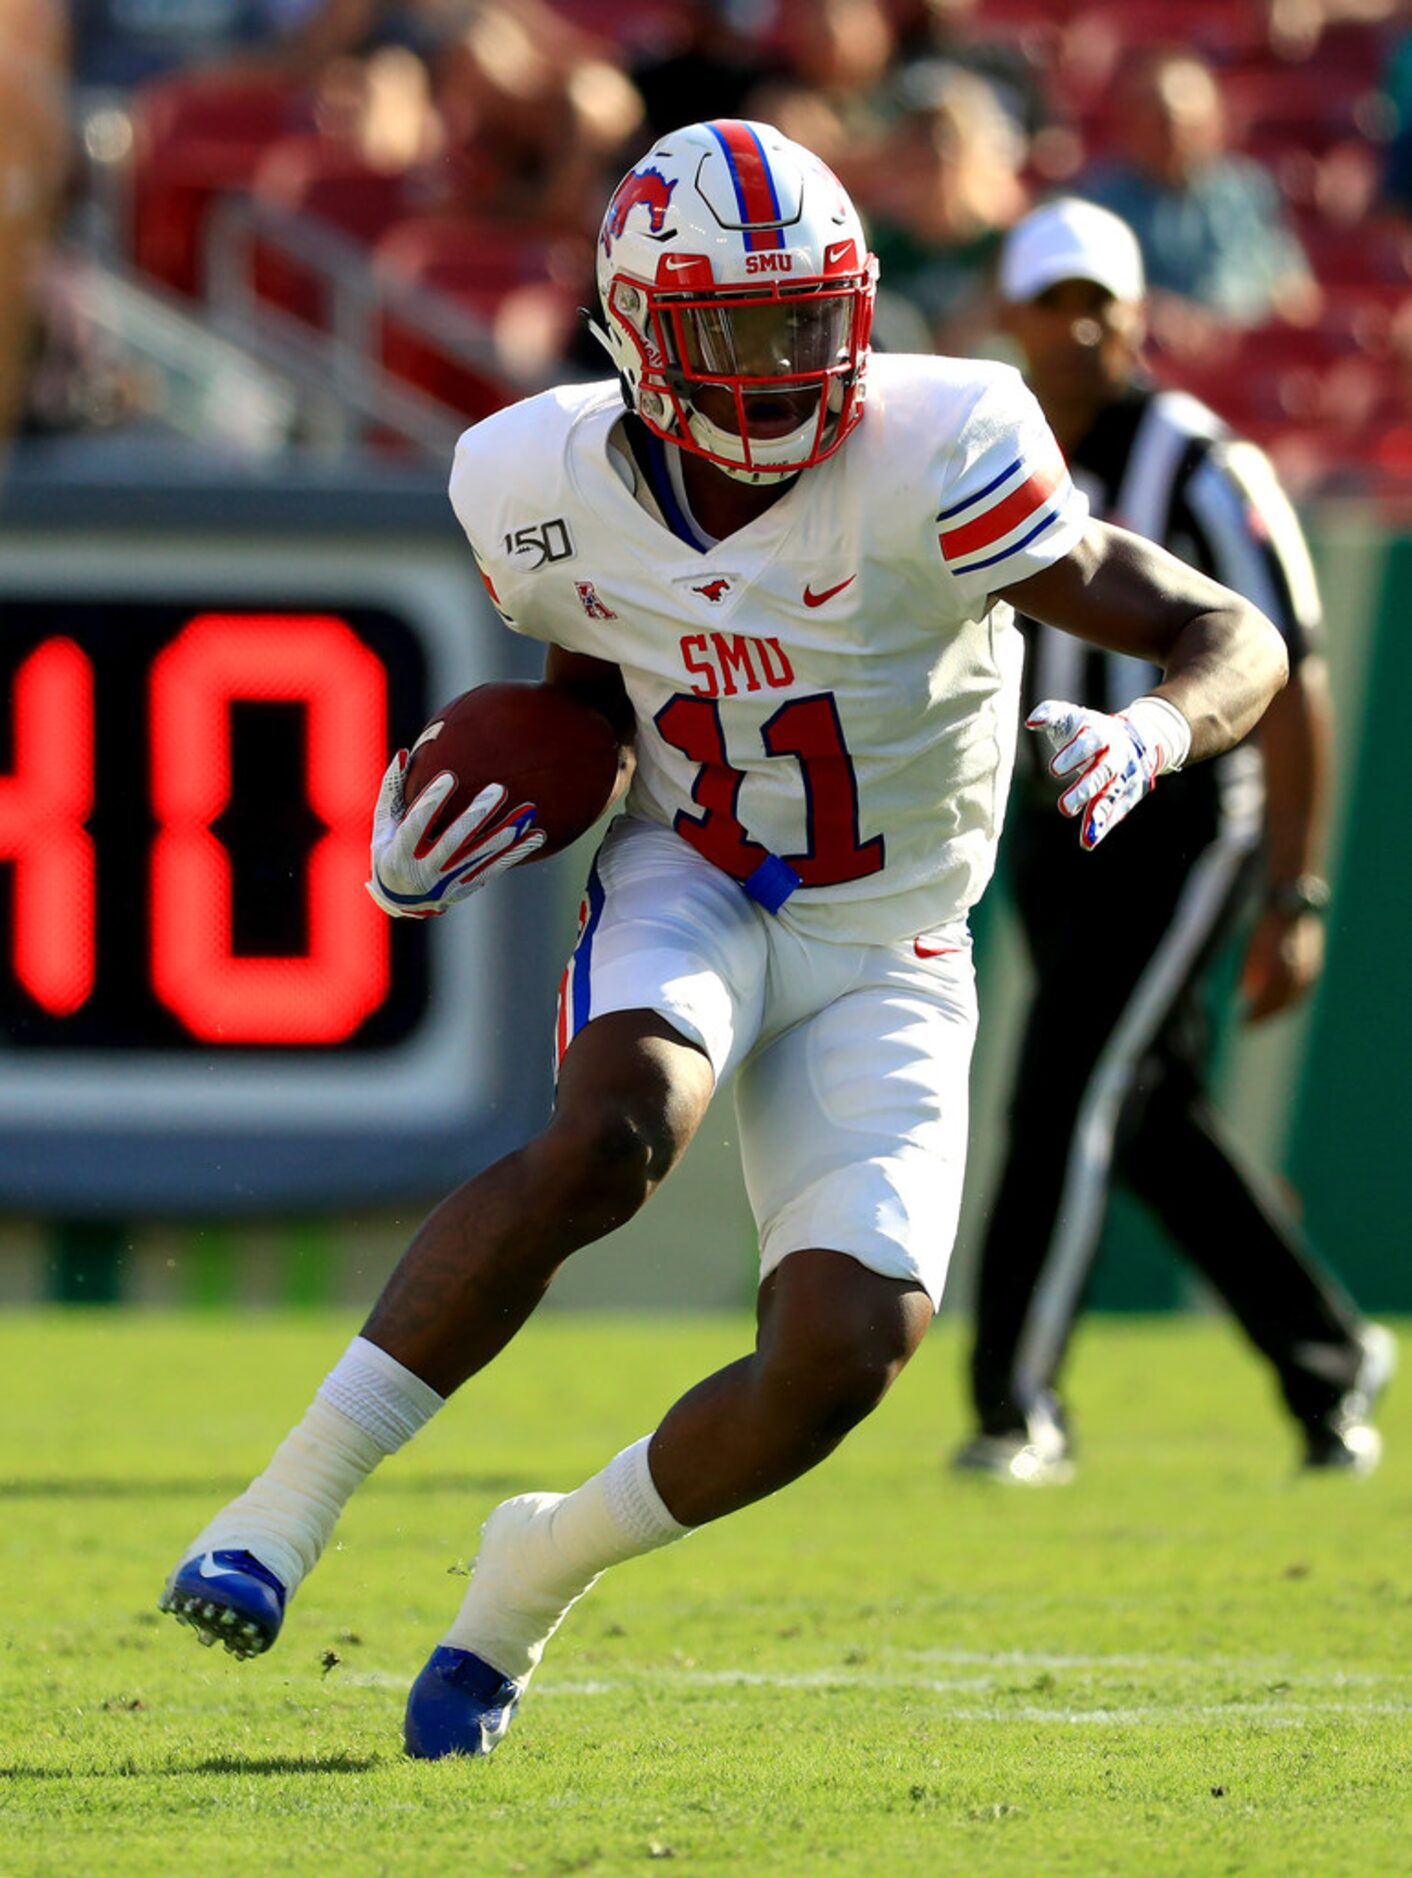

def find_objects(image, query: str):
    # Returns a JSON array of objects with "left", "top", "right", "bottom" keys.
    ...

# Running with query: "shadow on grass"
[
  {"left": 188, "top": 1754, "right": 379, "bottom": 1776},
  {"left": 0, "top": 1474, "right": 521, "bottom": 1501},
  {"left": 1, "top": 1755, "right": 379, "bottom": 1780}
]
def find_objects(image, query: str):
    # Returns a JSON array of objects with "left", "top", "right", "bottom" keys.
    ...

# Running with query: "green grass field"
[{"left": 2, "top": 1310, "right": 1409, "bottom": 1876}]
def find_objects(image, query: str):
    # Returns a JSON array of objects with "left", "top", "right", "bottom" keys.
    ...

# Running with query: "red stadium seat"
[
  {"left": 1225, "top": 68, "right": 1368, "bottom": 159},
  {"left": 1295, "top": 21, "right": 1385, "bottom": 84},
  {"left": 1068, "top": 1, "right": 1269, "bottom": 64},
  {"left": 253, "top": 135, "right": 432, "bottom": 243},
  {"left": 371, "top": 216, "right": 587, "bottom": 423},
  {"left": 128, "top": 73, "right": 313, "bottom": 296},
  {"left": 373, "top": 215, "right": 590, "bottom": 314},
  {"left": 248, "top": 136, "right": 433, "bottom": 328},
  {"left": 1297, "top": 218, "right": 1412, "bottom": 288},
  {"left": 376, "top": 309, "right": 514, "bottom": 426}
]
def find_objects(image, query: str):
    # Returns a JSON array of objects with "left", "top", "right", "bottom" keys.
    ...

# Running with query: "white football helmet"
[{"left": 594, "top": 119, "right": 877, "bottom": 483}]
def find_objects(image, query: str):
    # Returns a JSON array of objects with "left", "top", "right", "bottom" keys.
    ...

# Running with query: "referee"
[{"left": 956, "top": 199, "right": 1393, "bottom": 1482}]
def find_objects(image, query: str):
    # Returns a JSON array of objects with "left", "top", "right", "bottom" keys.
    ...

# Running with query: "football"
[{"left": 403, "top": 680, "right": 622, "bottom": 860}]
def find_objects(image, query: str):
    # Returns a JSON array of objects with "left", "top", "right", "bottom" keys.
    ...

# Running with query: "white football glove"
[
  {"left": 1027, "top": 695, "right": 1192, "bottom": 851},
  {"left": 366, "top": 750, "right": 545, "bottom": 918}
]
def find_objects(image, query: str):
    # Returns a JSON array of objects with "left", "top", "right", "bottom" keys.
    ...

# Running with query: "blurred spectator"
[
  {"left": 745, "top": 0, "right": 895, "bottom": 173},
  {"left": 68, "top": 1, "right": 477, "bottom": 94},
  {"left": 1079, "top": 50, "right": 1320, "bottom": 337},
  {"left": 860, "top": 63, "right": 1028, "bottom": 357},
  {"left": 1380, "top": 17, "right": 1412, "bottom": 213},
  {"left": 893, "top": 0, "right": 1052, "bottom": 145},
  {"left": 0, "top": 0, "right": 68, "bottom": 447},
  {"left": 1267, "top": 0, "right": 1404, "bottom": 64},
  {"left": 631, "top": 2, "right": 785, "bottom": 141},
  {"left": 71, "top": 0, "right": 346, "bottom": 91},
  {"left": 432, "top": 2, "right": 643, "bottom": 237},
  {"left": 316, "top": 39, "right": 445, "bottom": 172}
]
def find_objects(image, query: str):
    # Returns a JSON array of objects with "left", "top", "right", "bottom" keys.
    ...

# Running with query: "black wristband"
[{"left": 1267, "top": 874, "right": 1331, "bottom": 918}]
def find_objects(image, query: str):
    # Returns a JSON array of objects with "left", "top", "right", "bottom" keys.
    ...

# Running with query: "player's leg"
[
  {"left": 963, "top": 978, "right": 1113, "bottom": 1464},
  {"left": 1118, "top": 1029, "right": 1391, "bottom": 1471},
  {"left": 962, "top": 804, "right": 1263, "bottom": 1477},
  {"left": 651, "top": 1249, "right": 933, "bottom": 1517},
  {"left": 161, "top": 1009, "right": 713, "bottom": 1654},
  {"left": 162, "top": 822, "right": 764, "bottom": 1657},
  {"left": 961, "top": 813, "right": 1160, "bottom": 1473},
  {"left": 406, "top": 1248, "right": 933, "bottom": 1759},
  {"left": 406, "top": 933, "right": 967, "bottom": 1757},
  {"left": 361, "top": 1009, "right": 714, "bottom": 1393}
]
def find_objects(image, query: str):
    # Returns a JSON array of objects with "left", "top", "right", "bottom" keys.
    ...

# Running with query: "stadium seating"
[
  {"left": 372, "top": 215, "right": 584, "bottom": 419},
  {"left": 111, "top": 0, "right": 1408, "bottom": 500},
  {"left": 247, "top": 137, "right": 431, "bottom": 330},
  {"left": 128, "top": 73, "right": 313, "bottom": 297}
]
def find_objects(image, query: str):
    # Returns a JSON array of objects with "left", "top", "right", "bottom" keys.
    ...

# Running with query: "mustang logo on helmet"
[{"left": 601, "top": 167, "right": 677, "bottom": 256}]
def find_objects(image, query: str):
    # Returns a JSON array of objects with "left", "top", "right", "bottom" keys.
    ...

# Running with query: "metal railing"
[
  {"left": 42, "top": 191, "right": 573, "bottom": 463},
  {"left": 205, "top": 197, "right": 556, "bottom": 461}
]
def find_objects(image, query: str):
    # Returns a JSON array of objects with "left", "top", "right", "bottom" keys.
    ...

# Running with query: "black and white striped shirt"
[{"left": 1016, "top": 382, "right": 1321, "bottom": 828}]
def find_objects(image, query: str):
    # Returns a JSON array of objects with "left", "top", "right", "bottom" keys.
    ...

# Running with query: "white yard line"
[
  {"left": 896, "top": 1648, "right": 1399, "bottom": 1686},
  {"left": 341, "top": 1660, "right": 1412, "bottom": 1726}
]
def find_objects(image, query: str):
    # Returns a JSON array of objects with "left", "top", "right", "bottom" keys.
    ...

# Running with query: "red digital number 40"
[{"left": 1, "top": 614, "right": 390, "bottom": 1044}]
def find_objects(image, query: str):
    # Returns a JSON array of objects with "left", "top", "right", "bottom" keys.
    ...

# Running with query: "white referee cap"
[{"left": 999, "top": 198, "right": 1146, "bottom": 305}]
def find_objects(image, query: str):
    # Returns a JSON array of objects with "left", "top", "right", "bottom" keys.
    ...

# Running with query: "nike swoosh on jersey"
[
  {"left": 914, "top": 939, "right": 961, "bottom": 959},
  {"left": 803, "top": 576, "right": 856, "bottom": 607}
]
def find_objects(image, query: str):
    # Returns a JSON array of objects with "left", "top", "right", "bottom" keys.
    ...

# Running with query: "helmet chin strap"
[
  {"left": 683, "top": 392, "right": 828, "bottom": 483},
  {"left": 687, "top": 413, "right": 813, "bottom": 482},
  {"left": 715, "top": 459, "right": 802, "bottom": 486},
  {"left": 580, "top": 308, "right": 615, "bottom": 362}
]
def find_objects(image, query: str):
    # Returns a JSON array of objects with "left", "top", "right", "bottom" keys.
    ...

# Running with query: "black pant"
[{"left": 969, "top": 783, "right": 1364, "bottom": 1435}]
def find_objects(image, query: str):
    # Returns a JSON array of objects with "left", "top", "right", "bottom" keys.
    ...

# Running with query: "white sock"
[
  {"left": 180, "top": 1336, "right": 443, "bottom": 1596},
  {"left": 442, "top": 1435, "right": 690, "bottom": 1684}
]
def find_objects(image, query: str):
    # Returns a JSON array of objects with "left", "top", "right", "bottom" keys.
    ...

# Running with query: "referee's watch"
[{"left": 1267, "top": 874, "right": 1331, "bottom": 918}]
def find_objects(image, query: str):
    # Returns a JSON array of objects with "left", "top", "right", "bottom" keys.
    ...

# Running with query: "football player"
[{"left": 161, "top": 121, "right": 1288, "bottom": 1758}]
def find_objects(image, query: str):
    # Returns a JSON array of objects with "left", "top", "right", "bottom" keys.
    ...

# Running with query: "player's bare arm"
[
  {"left": 1000, "top": 519, "right": 1289, "bottom": 849},
  {"left": 545, "top": 645, "right": 638, "bottom": 811},
  {"left": 1002, "top": 518, "right": 1289, "bottom": 757},
  {"left": 1242, "top": 651, "right": 1333, "bottom": 1021}
]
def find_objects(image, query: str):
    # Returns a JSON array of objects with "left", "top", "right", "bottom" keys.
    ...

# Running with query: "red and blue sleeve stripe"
[
  {"left": 707, "top": 120, "right": 785, "bottom": 252},
  {"left": 938, "top": 457, "right": 1066, "bottom": 576}
]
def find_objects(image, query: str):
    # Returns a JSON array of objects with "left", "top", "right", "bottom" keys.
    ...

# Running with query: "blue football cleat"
[
  {"left": 159, "top": 1549, "right": 288, "bottom": 1659},
  {"left": 404, "top": 1646, "right": 521, "bottom": 1759}
]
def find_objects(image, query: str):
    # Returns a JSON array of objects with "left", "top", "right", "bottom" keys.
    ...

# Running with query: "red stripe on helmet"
[{"left": 709, "top": 119, "right": 786, "bottom": 252}]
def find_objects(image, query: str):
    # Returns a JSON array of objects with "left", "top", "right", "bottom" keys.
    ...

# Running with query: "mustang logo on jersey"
[
  {"left": 692, "top": 578, "right": 732, "bottom": 604},
  {"left": 575, "top": 581, "right": 618, "bottom": 620},
  {"left": 601, "top": 166, "right": 677, "bottom": 255}
]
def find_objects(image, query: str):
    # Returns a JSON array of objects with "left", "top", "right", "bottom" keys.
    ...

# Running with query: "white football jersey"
[{"left": 449, "top": 352, "right": 1088, "bottom": 946}]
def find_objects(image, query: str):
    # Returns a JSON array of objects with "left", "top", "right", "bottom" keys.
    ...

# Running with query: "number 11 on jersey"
[{"left": 655, "top": 689, "right": 885, "bottom": 891}]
